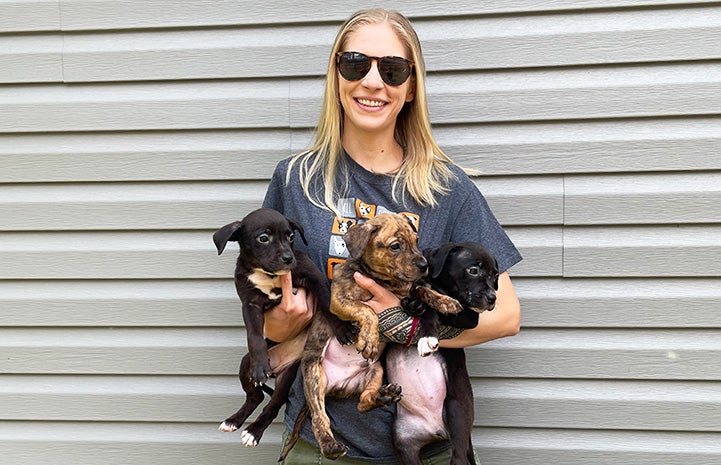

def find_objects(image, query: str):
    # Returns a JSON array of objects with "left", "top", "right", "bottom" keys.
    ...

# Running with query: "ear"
[
  {"left": 425, "top": 243, "right": 458, "bottom": 280},
  {"left": 212, "top": 221, "right": 243, "bottom": 255},
  {"left": 288, "top": 218, "right": 308, "bottom": 246},
  {"left": 343, "top": 222, "right": 378, "bottom": 259},
  {"left": 493, "top": 257, "right": 500, "bottom": 290}
]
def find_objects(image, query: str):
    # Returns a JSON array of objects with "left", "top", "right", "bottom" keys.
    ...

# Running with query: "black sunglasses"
[{"left": 336, "top": 51, "right": 414, "bottom": 87}]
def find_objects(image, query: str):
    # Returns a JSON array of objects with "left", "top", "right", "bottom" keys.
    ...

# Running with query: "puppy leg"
[
  {"left": 240, "top": 360, "right": 300, "bottom": 447},
  {"left": 442, "top": 348, "right": 476, "bottom": 465},
  {"left": 219, "top": 353, "right": 265, "bottom": 432},
  {"left": 416, "top": 310, "right": 441, "bottom": 357},
  {"left": 414, "top": 286, "right": 463, "bottom": 315},
  {"left": 332, "top": 297, "right": 379, "bottom": 360},
  {"left": 357, "top": 363, "right": 402, "bottom": 413}
]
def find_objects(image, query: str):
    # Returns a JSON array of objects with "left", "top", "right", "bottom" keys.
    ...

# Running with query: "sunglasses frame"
[{"left": 335, "top": 51, "right": 415, "bottom": 87}]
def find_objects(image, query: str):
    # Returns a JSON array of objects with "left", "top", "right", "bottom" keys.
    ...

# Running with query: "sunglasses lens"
[
  {"left": 338, "top": 52, "right": 371, "bottom": 81},
  {"left": 337, "top": 52, "right": 412, "bottom": 86},
  {"left": 379, "top": 57, "right": 412, "bottom": 86}
]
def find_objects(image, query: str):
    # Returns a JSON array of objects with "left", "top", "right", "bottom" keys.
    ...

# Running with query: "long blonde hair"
[{"left": 288, "top": 8, "right": 457, "bottom": 215}]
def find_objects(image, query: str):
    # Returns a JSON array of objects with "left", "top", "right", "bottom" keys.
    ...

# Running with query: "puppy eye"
[
  {"left": 389, "top": 242, "right": 402, "bottom": 252},
  {"left": 288, "top": 232, "right": 295, "bottom": 243},
  {"left": 467, "top": 266, "right": 480, "bottom": 276},
  {"left": 257, "top": 233, "right": 270, "bottom": 244}
]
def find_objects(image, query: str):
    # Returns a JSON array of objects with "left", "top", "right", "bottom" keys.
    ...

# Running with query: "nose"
[
  {"left": 487, "top": 293, "right": 497, "bottom": 306},
  {"left": 281, "top": 253, "right": 294, "bottom": 265},
  {"left": 361, "top": 60, "right": 384, "bottom": 89},
  {"left": 416, "top": 257, "right": 428, "bottom": 274}
]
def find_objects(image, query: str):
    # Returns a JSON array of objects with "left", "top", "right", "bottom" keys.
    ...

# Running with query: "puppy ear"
[
  {"left": 493, "top": 257, "right": 500, "bottom": 289},
  {"left": 212, "top": 221, "right": 243, "bottom": 255},
  {"left": 425, "top": 243, "right": 458, "bottom": 279},
  {"left": 288, "top": 218, "right": 308, "bottom": 246},
  {"left": 343, "top": 222, "right": 378, "bottom": 259}
]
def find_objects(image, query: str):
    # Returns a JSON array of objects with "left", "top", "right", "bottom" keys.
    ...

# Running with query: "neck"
[{"left": 342, "top": 133, "right": 404, "bottom": 175}]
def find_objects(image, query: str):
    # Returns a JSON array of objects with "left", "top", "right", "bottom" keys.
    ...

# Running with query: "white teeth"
[{"left": 357, "top": 98, "right": 385, "bottom": 107}]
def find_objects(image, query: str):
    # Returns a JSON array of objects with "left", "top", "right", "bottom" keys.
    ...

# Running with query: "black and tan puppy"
[
  {"left": 291, "top": 214, "right": 462, "bottom": 460},
  {"left": 213, "top": 207, "right": 351, "bottom": 447},
  {"left": 387, "top": 242, "right": 499, "bottom": 465}
]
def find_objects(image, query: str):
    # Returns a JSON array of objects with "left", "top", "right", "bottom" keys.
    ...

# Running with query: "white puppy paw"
[
  {"left": 240, "top": 430, "right": 258, "bottom": 447},
  {"left": 218, "top": 421, "right": 237, "bottom": 433},
  {"left": 417, "top": 336, "right": 439, "bottom": 357}
]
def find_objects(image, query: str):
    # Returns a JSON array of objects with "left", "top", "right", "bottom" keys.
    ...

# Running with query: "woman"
[{"left": 262, "top": 8, "right": 522, "bottom": 464}]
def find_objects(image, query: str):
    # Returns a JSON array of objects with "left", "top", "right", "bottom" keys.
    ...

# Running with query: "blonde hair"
[{"left": 288, "top": 8, "right": 457, "bottom": 215}]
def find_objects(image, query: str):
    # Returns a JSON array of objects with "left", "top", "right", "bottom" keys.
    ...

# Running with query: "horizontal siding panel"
[
  {"left": 475, "top": 379, "right": 721, "bottom": 431},
  {"left": 0, "top": 375, "right": 241, "bottom": 421},
  {"left": 0, "top": 1, "right": 60, "bottom": 32},
  {"left": 57, "top": 1, "right": 721, "bottom": 30},
  {"left": 3, "top": 119, "right": 720, "bottom": 183},
  {"left": 0, "top": 421, "right": 282, "bottom": 465},
  {"left": 476, "top": 427, "right": 721, "bottom": 465},
  {"left": 0, "top": 328, "right": 241, "bottom": 375},
  {"left": 471, "top": 329, "right": 721, "bottom": 380},
  {"left": 565, "top": 172, "right": 721, "bottom": 225},
  {"left": 516, "top": 277, "right": 721, "bottom": 328},
  {"left": 0, "top": 227, "right": 550, "bottom": 278},
  {"left": 476, "top": 176, "right": 564, "bottom": 226},
  {"left": 0, "top": 81, "right": 290, "bottom": 133},
  {"left": 435, "top": 117, "right": 721, "bottom": 175},
  {"left": 0, "top": 280, "right": 242, "bottom": 327},
  {"left": 291, "top": 63, "right": 721, "bottom": 127},
  {"left": 0, "top": 177, "right": 556, "bottom": 230},
  {"left": 60, "top": 7, "right": 721, "bottom": 82},
  {"left": 0, "top": 181, "right": 267, "bottom": 231},
  {"left": 0, "top": 35, "right": 63, "bottom": 83},
  {"left": 564, "top": 226, "right": 721, "bottom": 277},
  {"left": 0, "top": 130, "right": 292, "bottom": 183}
]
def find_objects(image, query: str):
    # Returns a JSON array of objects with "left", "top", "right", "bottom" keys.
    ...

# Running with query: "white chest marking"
[{"left": 248, "top": 270, "right": 282, "bottom": 300}]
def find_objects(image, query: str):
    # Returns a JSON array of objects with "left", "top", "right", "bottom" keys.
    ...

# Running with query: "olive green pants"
[{"left": 279, "top": 431, "right": 481, "bottom": 465}]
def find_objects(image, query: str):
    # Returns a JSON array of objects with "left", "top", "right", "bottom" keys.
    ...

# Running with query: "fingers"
[{"left": 353, "top": 271, "right": 378, "bottom": 291}]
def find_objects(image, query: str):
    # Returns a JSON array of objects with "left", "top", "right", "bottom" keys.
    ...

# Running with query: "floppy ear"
[
  {"left": 493, "top": 257, "right": 500, "bottom": 289},
  {"left": 343, "top": 222, "right": 378, "bottom": 259},
  {"left": 425, "top": 243, "right": 458, "bottom": 280},
  {"left": 212, "top": 221, "right": 243, "bottom": 255},
  {"left": 288, "top": 218, "right": 308, "bottom": 246}
]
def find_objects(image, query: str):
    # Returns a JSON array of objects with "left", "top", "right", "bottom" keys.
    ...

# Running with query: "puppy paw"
[
  {"left": 250, "top": 362, "right": 271, "bottom": 386},
  {"left": 240, "top": 429, "right": 258, "bottom": 447},
  {"left": 321, "top": 440, "right": 349, "bottom": 460},
  {"left": 417, "top": 336, "right": 439, "bottom": 357},
  {"left": 218, "top": 421, "right": 238, "bottom": 433},
  {"left": 378, "top": 383, "right": 403, "bottom": 405},
  {"left": 438, "top": 295, "right": 463, "bottom": 315},
  {"left": 356, "top": 331, "right": 379, "bottom": 360}
]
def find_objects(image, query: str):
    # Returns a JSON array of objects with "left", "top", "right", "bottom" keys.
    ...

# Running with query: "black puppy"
[
  {"left": 213, "top": 207, "right": 351, "bottom": 447},
  {"left": 387, "top": 242, "right": 499, "bottom": 465}
]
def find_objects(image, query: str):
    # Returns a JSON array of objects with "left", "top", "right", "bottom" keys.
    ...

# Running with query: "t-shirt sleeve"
[
  {"left": 449, "top": 181, "right": 522, "bottom": 273},
  {"left": 262, "top": 160, "right": 287, "bottom": 213}
]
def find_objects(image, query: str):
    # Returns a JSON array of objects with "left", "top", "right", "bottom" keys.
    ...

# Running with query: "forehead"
[{"left": 344, "top": 22, "right": 408, "bottom": 58}]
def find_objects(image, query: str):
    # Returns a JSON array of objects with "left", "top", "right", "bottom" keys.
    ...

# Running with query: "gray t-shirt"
[{"left": 263, "top": 152, "right": 522, "bottom": 463}]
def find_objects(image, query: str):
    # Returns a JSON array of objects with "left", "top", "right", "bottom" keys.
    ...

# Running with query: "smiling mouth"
[{"left": 356, "top": 98, "right": 386, "bottom": 108}]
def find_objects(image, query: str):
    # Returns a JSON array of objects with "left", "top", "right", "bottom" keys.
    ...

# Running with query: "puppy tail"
[{"left": 278, "top": 404, "right": 309, "bottom": 462}]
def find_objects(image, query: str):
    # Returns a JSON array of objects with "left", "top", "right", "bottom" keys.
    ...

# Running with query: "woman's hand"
[
  {"left": 352, "top": 271, "right": 401, "bottom": 313},
  {"left": 263, "top": 271, "right": 315, "bottom": 342}
]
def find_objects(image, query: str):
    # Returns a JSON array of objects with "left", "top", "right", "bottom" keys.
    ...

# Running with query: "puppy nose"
[
  {"left": 281, "top": 253, "right": 294, "bottom": 265},
  {"left": 417, "top": 258, "right": 428, "bottom": 273},
  {"left": 487, "top": 294, "right": 497, "bottom": 305}
]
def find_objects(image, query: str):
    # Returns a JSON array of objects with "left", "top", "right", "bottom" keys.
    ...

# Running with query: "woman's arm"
[
  {"left": 353, "top": 271, "right": 520, "bottom": 348},
  {"left": 263, "top": 272, "right": 315, "bottom": 342}
]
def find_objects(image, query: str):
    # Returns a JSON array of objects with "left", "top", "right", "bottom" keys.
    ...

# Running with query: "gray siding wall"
[{"left": 1, "top": 1, "right": 720, "bottom": 464}]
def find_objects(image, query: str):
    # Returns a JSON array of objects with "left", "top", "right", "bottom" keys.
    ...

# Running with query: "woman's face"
[{"left": 338, "top": 22, "right": 415, "bottom": 139}]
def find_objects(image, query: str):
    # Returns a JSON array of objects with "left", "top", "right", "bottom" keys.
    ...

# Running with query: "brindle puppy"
[{"left": 289, "top": 214, "right": 462, "bottom": 460}]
